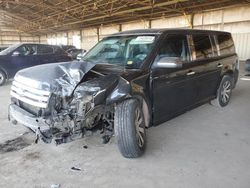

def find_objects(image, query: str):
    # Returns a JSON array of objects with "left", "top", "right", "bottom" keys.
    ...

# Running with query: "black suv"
[
  {"left": 0, "top": 43, "right": 72, "bottom": 86},
  {"left": 9, "top": 29, "right": 239, "bottom": 158}
]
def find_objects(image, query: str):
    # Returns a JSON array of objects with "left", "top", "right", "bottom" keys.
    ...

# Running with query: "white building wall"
[
  {"left": 82, "top": 28, "right": 98, "bottom": 50},
  {"left": 122, "top": 21, "right": 149, "bottom": 31},
  {"left": 44, "top": 5, "right": 250, "bottom": 59},
  {"left": 233, "top": 33, "right": 250, "bottom": 60},
  {"left": 0, "top": 18, "right": 41, "bottom": 47},
  {"left": 151, "top": 15, "right": 191, "bottom": 28},
  {"left": 99, "top": 25, "right": 120, "bottom": 40},
  {"left": 0, "top": 31, "right": 40, "bottom": 47}
]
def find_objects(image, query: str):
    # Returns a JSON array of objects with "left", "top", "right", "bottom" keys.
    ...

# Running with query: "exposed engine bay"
[{"left": 9, "top": 61, "right": 131, "bottom": 145}]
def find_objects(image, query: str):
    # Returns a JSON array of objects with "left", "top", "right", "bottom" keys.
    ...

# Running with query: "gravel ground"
[{"left": 0, "top": 65, "right": 250, "bottom": 188}]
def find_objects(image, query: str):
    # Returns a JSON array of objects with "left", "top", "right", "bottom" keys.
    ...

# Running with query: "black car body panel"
[
  {"left": 60, "top": 45, "right": 76, "bottom": 51},
  {"left": 9, "top": 29, "right": 238, "bottom": 146}
]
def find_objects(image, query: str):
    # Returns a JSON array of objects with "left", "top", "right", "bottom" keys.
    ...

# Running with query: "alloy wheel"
[
  {"left": 135, "top": 107, "right": 145, "bottom": 148},
  {"left": 221, "top": 80, "right": 231, "bottom": 103}
]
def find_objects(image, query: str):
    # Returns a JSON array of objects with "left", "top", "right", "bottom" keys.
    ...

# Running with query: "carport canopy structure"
[{"left": 0, "top": 0, "right": 249, "bottom": 35}]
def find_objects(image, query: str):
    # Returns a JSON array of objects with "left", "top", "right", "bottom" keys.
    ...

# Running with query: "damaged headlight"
[
  {"left": 73, "top": 82, "right": 100, "bottom": 103},
  {"left": 69, "top": 69, "right": 82, "bottom": 83}
]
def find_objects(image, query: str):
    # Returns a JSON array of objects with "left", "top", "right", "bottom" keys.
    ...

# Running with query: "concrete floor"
[{"left": 0, "top": 67, "right": 250, "bottom": 188}]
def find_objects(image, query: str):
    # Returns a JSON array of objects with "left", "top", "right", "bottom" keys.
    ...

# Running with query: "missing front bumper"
[
  {"left": 8, "top": 104, "right": 83, "bottom": 144},
  {"left": 8, "top": 104, "right": 50, "bottom": 133}
]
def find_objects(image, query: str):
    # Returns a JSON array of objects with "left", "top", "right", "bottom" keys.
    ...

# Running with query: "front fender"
[
  {"left": 106, "top": 77, "right": 131, "bottom": 105},
  {"left": 106, "top": 74, "right": 152, "bottom": 127}
]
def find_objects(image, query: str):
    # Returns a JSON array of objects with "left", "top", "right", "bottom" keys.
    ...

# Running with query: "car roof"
[
  {"left": 109, "top": 28, "right": 231, "bottom": 36},
  {"left": 17, "top": 43, "right": 56, "bottom": 46},
  {"left": 16, "top": 43, "right": 62, "bottom": 49}
]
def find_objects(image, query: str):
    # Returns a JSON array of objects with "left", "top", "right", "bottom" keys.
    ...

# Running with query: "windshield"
[
  {"left": 83, "top": 35, "right": 156, "bottom": 69},
  {"left": 0, "top": 44, "right": 20, "bottom": 55}
]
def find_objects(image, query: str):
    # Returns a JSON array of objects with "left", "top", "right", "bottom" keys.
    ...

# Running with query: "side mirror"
[
  {"left": 154, "top": 57, "right": 183, "bottom": 68},
  {"left": 12, "top": 51, "right": 21, "bottom": 56}
]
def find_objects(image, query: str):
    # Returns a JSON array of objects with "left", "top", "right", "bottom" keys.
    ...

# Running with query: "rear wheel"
[
  {"left": 0, "top": 70, "right": 6, "bottom": 86},
  {"left": 211, "top": 75, "right": 233, "bottom": 107},
  {"left": 115, "top": 99, "right": 146, "bottom": 158}
]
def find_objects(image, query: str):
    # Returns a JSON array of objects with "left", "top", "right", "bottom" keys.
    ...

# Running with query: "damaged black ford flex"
[{"left": 9, "top": 29, "right": 239, "bottom": 158}]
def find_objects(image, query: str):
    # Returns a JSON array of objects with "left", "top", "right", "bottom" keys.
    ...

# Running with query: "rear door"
[
  {"left": 36, "top": 44, "right": 55, "bottom": 64},
  {"left": 216, "top": 33, "right": 238, "bottom": 75},
  {"left": 53, "top": 46, "right": 71, "bottom": 62},
  {"left": 188, "top": 34, "right": 221, "bottom": 103}
]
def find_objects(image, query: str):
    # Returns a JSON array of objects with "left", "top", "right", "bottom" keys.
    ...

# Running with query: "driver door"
[
  {"left": 151, "top": 34, "right": 197, "bottom": 125},
  {"left": 10, "top": 44, "right": 37, "bottom": 74}
]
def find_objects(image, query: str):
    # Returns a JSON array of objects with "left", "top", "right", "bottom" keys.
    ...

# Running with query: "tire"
[
  {"left": 0, "top": 70, "right": 6, "bottom": 86},
  {"left": 210, "top": 75, "right": 233, "bottom": 107},
  {"left": 115, "top": 99, "right": 146, "bottom": 158}
]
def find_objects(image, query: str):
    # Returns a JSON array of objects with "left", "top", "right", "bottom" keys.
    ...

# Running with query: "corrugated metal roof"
[{"left": 0, "top": 0, "right": 249, "bottom": 35}]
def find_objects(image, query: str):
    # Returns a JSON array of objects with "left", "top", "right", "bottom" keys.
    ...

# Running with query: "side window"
[
  {"left": 217, "top": 34, "right": 235, "bottom": 56},
  {"left": 37, "top": 45, "right": 54, "bottom": 55},
  {"left": 54, "top": 47, "right": 65, "bottom": 55},
  {"left": 17, "top": 45, "right": 37, "bottom": 56},
  {"left": 192, "top": 35, "right": 213, "bottom": 60},
  {"left": 210, "top": 35, "right": 219, "bottom": 56},
  {"left": 157, "top": 35, "right": 190, "bottom": 61}
]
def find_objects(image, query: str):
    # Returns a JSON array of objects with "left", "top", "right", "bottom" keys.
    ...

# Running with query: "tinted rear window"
[
  {"left": 217, "top": 34, "right": 235, "bottom": 55},
  {"left": 37, "top": 45, "right": 53, "bottom": 54},
  {"left": 54, "top": 47, "right": 65, "bottom": 54},
  {"left": 193, "top": 35, "right": 213, "bottom": 60},
  {"left": 158, "top": 35, "right": 190, "bottom": 61}
]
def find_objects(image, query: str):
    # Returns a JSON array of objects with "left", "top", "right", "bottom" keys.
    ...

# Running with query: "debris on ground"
[
  {"left": 83, "top": 145, "right": 88, "bottom": 149},
  {"left": 71, "top": 166, "right": 81, "bottom": 171},
  {"left": 102, "top": 135, "right": 111, "bottom": 144}
]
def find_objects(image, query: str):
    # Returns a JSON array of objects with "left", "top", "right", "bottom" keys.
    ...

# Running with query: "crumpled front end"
[{"left": 9, "top": 61, "right": 130, "bottom": 144}]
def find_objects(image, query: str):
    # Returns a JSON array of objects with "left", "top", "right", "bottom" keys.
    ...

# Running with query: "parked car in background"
[
  {"left": 0, "top": 47, "right": 7, "bottom": 52},
  {"left": 60, "top": 45, "right": 76, "bottom": 51},
  {"left": 67, "top": 48, "right": 86, "bottom": 59},
  {"left": 0, "top": 43, "right": 72, "bottom": 86},
  {"left": 9, "top": 29, "right": 239, "bottom": 158},
  {"left": 76, "top": 50, "right": 87, "bottom": 60},
  {"left": 245, "top": 59, "right": 250, "bottom": 71}
]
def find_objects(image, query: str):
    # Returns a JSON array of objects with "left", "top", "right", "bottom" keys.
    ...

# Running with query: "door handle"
[
  {"left": 217, "top": 63, "right": 223, "bottom": 68},
  {"left": 186, "top": 71, "right": 195, "bottom": 76}
]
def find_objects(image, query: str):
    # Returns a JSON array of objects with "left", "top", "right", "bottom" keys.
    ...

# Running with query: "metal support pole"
[
  {"left": 148, "top": 20, "right": 152, "bottom": 29},
  {"left": 66, "top": 32, "right": 69, "bottom": 45},
  {"left": 97, "top": 27, "right": 100, "bottom": 42},
  {"left": 80, "top": 29, "right": 83, "bottom": 49}
]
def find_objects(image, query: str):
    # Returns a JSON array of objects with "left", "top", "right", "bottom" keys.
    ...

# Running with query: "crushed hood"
[{"left": 14, "top": 61, "right": 96, "bottom": 94}]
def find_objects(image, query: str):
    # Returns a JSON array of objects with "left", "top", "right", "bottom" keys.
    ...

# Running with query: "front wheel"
[
  {"left": 211, "top": 75, "right": 233, "bottom": 107},
  {"left": 114, "top": 99, "right": 146, "bottom": 158},
  {"left": 0, "top": 70, "right": 6, "bottom": 86}
]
